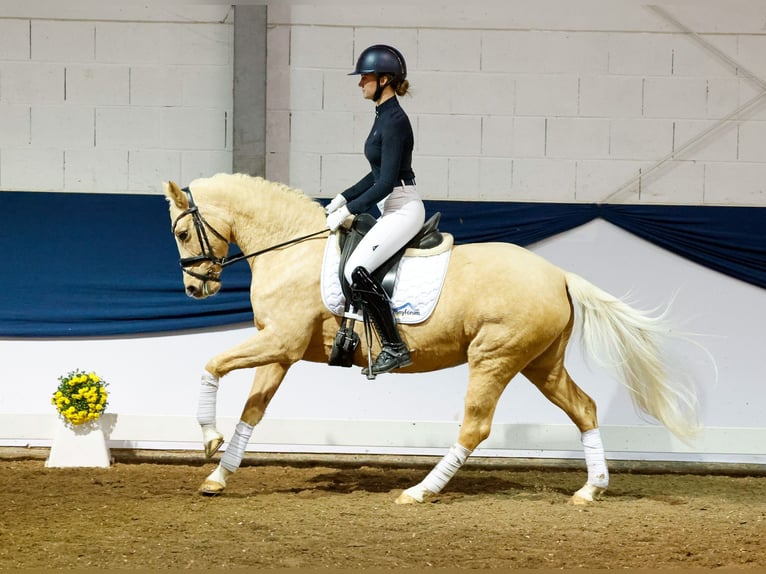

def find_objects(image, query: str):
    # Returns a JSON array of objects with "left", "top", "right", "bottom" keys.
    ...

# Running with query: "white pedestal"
[{"left": 46, "top": 418, "right": 111, "bottom": 468}]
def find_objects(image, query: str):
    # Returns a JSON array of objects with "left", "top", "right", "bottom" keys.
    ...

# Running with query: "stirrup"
[{"left": 362, "top": 345, "right": 412, "bottom": 377}]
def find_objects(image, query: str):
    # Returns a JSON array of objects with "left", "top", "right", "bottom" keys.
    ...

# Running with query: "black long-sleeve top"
[{"left": 341, "top": 96, "right": 415, "bottom": 214}]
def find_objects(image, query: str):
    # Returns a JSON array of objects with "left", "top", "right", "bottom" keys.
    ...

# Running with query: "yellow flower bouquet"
[{"left": 51, "top": 370, "right": 109, "bottom": 426}]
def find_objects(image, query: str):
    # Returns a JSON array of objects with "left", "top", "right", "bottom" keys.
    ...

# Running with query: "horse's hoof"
[
  {"left": 395, "top": 492, "right": 420, "bottom": 505},
  {"left": 395, "top": 485, "right": 436, "bottom": 504},
  {"left": 198, "top": 480, "right": 225, "bottom": 496},
  {"left": 569, "top": 493, "right": 591, "bottom": 506},
  {"left": 203, "top": 436, "right": 224, "bottom": 458},
  {"left": 569, "top": 483, "right": 606, "bottom": 505}
]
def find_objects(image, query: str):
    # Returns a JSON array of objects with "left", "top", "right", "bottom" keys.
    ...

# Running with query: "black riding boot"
[{"left": 350, "top": 266, "right": 412, "bottom": 376}]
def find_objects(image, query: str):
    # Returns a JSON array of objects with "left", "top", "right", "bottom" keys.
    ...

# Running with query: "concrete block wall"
[
  {"left": 0, "top": 4, "right": 233, "bottom": 194},
  {"left": 268, "top": 0, "right": 766, "bottom": 205},
  {"left": 2, "top": 0, "right": 766, "bottom": 206}
]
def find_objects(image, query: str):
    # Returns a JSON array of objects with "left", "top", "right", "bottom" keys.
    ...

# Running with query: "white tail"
[{"left": 564, "top": 272, "right": 700, "bottom": 441}]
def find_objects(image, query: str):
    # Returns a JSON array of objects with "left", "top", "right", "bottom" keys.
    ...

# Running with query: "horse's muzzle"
[
  {"left": 186, "top": 284, "right": 202, "bottom": 298},
  {"left": 185, "top": 277, "right": 220, "bottom": 299}
]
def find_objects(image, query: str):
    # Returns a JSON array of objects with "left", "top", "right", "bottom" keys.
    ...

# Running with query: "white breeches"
[{"left": 343, "top": 191, "right": 425, "bottom": 284}]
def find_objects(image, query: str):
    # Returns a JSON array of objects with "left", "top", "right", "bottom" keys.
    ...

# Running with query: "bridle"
[{"left": 171, "top": 186, "right": 329, "bottom": 285}]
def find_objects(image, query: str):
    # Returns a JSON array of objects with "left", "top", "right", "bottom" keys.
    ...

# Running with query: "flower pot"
[{"left": 45, "top": 417, "right": 111, "bottom": 468}]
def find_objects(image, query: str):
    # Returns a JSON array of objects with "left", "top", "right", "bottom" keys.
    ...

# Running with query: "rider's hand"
[
  {"left": 326, "top": 205, "right": 351, "bottom": 231},
  {"left": 325, "top": 193, "right": 347, "bottom": 215}
]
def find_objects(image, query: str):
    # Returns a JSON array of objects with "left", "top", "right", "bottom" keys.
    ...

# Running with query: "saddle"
[
  {"left": 328, "top": 212, "right": 444, "bottom": 369},
  {"left": 336, "top": 212, "right": 444, "bottom": 302}
]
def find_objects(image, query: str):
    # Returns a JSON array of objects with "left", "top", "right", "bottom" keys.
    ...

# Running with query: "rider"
[{"left": 325, "top": 44, "right": 426, "bottom": 376}]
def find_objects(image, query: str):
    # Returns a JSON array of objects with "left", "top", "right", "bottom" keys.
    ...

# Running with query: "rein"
[{"left": 172, "top": 186, "right": 329, "bottom": 283}]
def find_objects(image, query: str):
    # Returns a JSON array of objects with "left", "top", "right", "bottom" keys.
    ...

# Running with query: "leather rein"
[{"left": 171, "top": 186, "right": 329, "bottom": 283}]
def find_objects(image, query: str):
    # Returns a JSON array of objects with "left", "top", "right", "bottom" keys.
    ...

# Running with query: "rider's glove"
[
  {"left": 325, "top": 193, "right": 347, "bottom": 215},
  {"left": 326, "top": 205, "right": 351, "bottom": 231}
]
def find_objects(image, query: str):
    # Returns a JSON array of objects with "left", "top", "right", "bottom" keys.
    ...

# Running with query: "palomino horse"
[{"left": 163, "top": 172, "right": 698, "bottom": 504}]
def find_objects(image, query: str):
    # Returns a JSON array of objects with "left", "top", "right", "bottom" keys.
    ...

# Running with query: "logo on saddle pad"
[
  {"left": 320, "top": 234, "right": 453, "bottom": 325},
  {"left": 393, "top": 301, "right": 422, "bottom": 318}
]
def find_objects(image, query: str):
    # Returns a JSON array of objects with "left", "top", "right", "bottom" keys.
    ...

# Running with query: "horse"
[{"left": 163, "top": 172, "right": 699, "bottom": 505}]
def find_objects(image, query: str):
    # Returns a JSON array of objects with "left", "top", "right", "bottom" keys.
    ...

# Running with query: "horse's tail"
[{"left": 564, "top": 271, "right": 700, "bottom": 442}]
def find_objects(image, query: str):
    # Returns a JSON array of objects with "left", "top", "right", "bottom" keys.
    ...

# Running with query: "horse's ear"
[{"left": 163, "top": 180, "right": 188, "bottom": 210}]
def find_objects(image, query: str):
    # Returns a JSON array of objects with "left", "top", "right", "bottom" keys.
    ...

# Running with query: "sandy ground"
[{"left": 0, "top": 451, "right": 764, "bottom": 570}]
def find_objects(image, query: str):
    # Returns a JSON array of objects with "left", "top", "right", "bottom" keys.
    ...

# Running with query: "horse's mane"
[
  {"left": 189, "top": 173, "right": 324, "bottom": 233},
  {"left": 198, "top": 172, "right": 316, "bottom": 205}
]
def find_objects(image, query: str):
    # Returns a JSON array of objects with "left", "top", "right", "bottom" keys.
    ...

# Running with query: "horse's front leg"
[
  {"left": 199, "top": 362, "right": 290, "bottom": 495},
  {"left": 197, "top": 371, "right": 224, "bottom": 457},
  {"left": 195, "top": 327, "right": 309, "bottom": 458}
]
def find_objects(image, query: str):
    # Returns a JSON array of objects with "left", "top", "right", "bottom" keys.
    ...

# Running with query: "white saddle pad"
[{"left": 320, "top": 233, "right": 453, "bottom": 324}]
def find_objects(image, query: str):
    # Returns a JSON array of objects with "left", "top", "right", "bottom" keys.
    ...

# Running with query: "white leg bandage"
[
  {"left": 422, "top": 443, "right": 472, "bottom": 493},
  {"left": 402, "top": 443, "right": 472, "bottom": 502},
  {"left": 220, "top": 420, "right": 254, "bottom": 473},
  {"left": 196, "top": 372, "right": 219, "bottom": 427},
  {"left": 206, "top": 465, "right": 231, "bottom": 488},
  {"left": 582, "top": 428, "right": 609, "bottom": 488}
]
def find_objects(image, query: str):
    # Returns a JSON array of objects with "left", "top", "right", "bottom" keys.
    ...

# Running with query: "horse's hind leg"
[
  {"left": 199, "top": 363, "right": 290, "bottom": 495},
  {"left": 522, "top": 331, "right": 608, "bottom": 505},
  {"left": 396, "top": 357, "right": 512, "bottom": 504}
]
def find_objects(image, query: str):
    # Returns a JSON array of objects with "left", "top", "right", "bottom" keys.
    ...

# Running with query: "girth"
[{"left": 337, "top": 212, "right": 443, "bottom": 301}]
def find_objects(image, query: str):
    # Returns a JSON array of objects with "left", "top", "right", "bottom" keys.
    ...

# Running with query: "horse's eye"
[{"left": 177, "top": 230, "right": 189, "bottom": 242}]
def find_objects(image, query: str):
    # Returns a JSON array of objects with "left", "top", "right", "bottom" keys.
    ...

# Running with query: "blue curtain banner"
[{"left": 1, "top": 191, "right": 763, "bottom": 337}]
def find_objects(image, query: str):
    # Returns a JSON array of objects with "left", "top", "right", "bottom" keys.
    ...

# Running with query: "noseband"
[{"left": 171, "top": 186, "right": 328, "bottom": 285}]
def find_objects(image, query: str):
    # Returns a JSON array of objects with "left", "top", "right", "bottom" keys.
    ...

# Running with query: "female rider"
[{"left": 325, "top": 44, "right": 425, "bottom": 376}]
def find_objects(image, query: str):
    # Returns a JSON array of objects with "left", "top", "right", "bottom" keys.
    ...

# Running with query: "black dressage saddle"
[
  {"left": 336, "top": 212, "right": 444, "bottom": 302},
  {"left": 328, "top": 212, "right": 444, "bottom": 369}
]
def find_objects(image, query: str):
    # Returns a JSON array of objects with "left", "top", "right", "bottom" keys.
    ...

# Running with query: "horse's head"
[{"left": 163, "top": 180, "right": 230, "bottom": 299}]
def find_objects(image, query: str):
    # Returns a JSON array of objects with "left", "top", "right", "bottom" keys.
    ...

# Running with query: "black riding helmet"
[{"left": 349, "top": 44, "right": 407, "bottom": 101}]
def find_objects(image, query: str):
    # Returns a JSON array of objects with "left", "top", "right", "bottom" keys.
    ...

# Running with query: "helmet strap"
[{"left": 373, "top": 75, "right": 385, "bottom": 102}]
